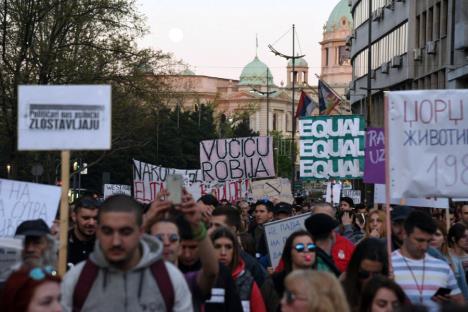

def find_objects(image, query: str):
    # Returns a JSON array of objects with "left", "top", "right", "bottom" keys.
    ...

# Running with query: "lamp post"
[
  {"left": 6, "top": 164, "right": 11, "bottom": 179},
  {"left": 251, "top": 69, "right": 277, "bottom": 136}
]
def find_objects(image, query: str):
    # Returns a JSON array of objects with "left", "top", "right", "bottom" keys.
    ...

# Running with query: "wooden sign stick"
[{"left": 57, "top": 151, "right": 70, "bottom": 276}]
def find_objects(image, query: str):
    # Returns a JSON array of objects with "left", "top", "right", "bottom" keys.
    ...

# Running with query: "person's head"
[
  {"left": 15, "top": 219, "right": 56, "bottom": 268},
  {"left": 339, "top": 197, "right": 354, "bottom": 212},
  {"left": 311, "top": 202, "right": 336, "bottom": 219},
  {"left": 237, "top": 200, "right": 250, "bottom": 217},
  {"left": 366, "top": 209, "right": 386, "bottom": 238},
  {"left": 390, "top": 205, "right": 413, "bottom": 245},
  {"left": 72, "top": 196, "right": 99, "bottom": 239},
  {"left": 197, "top": 194, "right": 219, "bottom": 223},
  {"left": 96, "top": 195, "right": 144, "bottom": 270},
  {"left": 281, "top": 270, "right": 350, "bottom": 312},
  {"left": 304, "top": 213, "right": 339, "bottom": 249},
  {"left": 210, "top": 227, "right": 240, "bottom": 271},
  {"left": 430, "top": 220, "right": 448, "bottom": 255},
  {"left": 1, "top": 267, "right": 61, "bottom": 312},
  {"left": 209, "top": 206, "right": 241, "bottom": 234},
  {"left": 273, "top": 202, "right": 292, "bottom": 220},
  {"left": 254, "top": 199, "right": 273, "bottom": 224},
  {"left": 402, "top": 210, "right": 437, "bottom": 259},
  {"left": 147, "top": 218, "right": 180, "bottom": 264},
  {"left": 460, "top": 204, "right": 468, "bottom": 225},
  {"left": 359, "top": 275, "right": 407, "bottom": 312},
  {"left": 281, "top": 230, "right": 316, "bottom": 272},
  {"left": 355, "top": 204, "right": 368, "bottom": 214},
  {"left": 448, "top": 223, "right": 468, "bottom": 252}
]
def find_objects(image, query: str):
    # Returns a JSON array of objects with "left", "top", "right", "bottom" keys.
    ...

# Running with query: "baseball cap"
[
  {"left": 15, "top": 219, "right": 50, "bottom": 237},
  {"left": 305, "top": 214, "right": 339, "bottom": 236},
  {"left": 390, "top": 205, "right": 414, "bottom": 222}
]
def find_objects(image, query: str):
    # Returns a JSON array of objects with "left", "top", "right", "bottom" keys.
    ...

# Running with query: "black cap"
[
  {"left": 340, "top": 197, "right": 355, "bottom": 208},
  {"left": 305, "top": 214, "right": 339, "bottom": 236},
  {"left": 391, "top": 205, "right": 414, "bottom": 222},
  {"left": 15, "top": 219, "right": 50, "bottom": 236},
  {"left": 274, "top": 202, "right": 292, "bottom": 214}
]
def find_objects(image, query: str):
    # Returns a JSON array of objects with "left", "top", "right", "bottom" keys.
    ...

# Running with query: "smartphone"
[
  {"left": 433, "top": 287, "right": 451, "bottom": 297},
  {"left": 166, "top": 174, "right": 183, "bottom": 205}
]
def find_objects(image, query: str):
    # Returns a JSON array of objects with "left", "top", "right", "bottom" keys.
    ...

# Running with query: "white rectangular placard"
[
  {"left": 374, "top": 184, "right": 449, "bottom": 209},
  {"left": 103, "top": 184, "right": 131, "bottom": 199},
  {"left": 18, "top": 85, "right": 111, "bottom": 150},
  {"left": 0, "top": 179, "right": 61, "bottom": 237},
  {"left": 387, "top": 90, "right": 468, "bottom": 198}
]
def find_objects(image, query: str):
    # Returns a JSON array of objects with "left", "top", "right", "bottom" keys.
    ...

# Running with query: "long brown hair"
[
  {"left": 210, "top": 227, "right": 240, "bottom": 271},
  {"left": 365, "top": 209, "right": 386, "bottom": 238}
]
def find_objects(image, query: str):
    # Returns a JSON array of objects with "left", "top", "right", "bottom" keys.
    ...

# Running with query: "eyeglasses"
[
  {"left": 358, "top": 269, "right": 381, "bottom": 280},
  {"left": 155, "top": 233, "right": 180, "bottom": 243},
  {"left": 283, "top": 289, "right": 307, "bottom": 305},
  {"left": 29, "top": 266, "right": 57, "bottom": 280},
  {"left": 293, "top": 243, "right": 316, "bottom": 253}
]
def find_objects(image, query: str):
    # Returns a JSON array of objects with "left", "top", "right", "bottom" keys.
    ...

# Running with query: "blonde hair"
[
  {"left": 365, "top": 208, "right": 387, "bottom": 238},
  {"left": 285, "top": 270, "right": 350, "bottom": 312}
]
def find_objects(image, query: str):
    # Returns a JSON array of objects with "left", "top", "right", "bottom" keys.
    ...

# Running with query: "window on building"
[
  {"left": 338, "top": 46, "right": 350, "bottom": 65},
  {"left": 325, "top": 48, "right": 329, "bottom": 66}
]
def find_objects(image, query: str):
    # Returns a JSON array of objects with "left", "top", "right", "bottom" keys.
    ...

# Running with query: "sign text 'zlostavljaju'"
[{"left": 299, "top": 115, "right": 365, "bottom": 180}]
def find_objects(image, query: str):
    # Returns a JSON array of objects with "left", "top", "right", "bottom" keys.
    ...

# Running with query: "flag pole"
[{"left": 384, "top": 92, "right": 393, "bottom": 278}]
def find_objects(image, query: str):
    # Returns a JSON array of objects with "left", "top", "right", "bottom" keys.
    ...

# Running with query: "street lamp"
[
  {"left": 250, "top": 72, "right": 277, "bottom": 136},
  {"left": 6, "top": 164, "right": 11, "bottom": 179}
]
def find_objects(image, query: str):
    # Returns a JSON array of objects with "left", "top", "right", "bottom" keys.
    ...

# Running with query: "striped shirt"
[{"left": 392, "top": 250, "right": 461, "bottom": 312}]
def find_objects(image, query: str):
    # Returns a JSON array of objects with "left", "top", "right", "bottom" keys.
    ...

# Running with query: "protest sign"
[
  {"left": 325, "top": 182, "right": 342, "bottom": 205},
  {"left": 0, "top": 179, "right": 61, "bottom": 237},
  {"left": 17, "top": 85, "right": 111, "bottom": 150},
  {"left": 264, "top": 213, "right": 311, "bottom": 268},
  {"left": 364, "top": 128, "right": 385, "bottom": 184},
  {"left": 103, "top": 184, "right": 131, "bottom": 199},
  {"left": 251, "top": 178, "right": 293, "bottom": 204},
  {"left": 133, "top": 159, "right": 250, "bottom": 203},
  {"left": 342, "top": 189, "right": 362, "bottom": 205},
  {"left": 199, "top": 136, "right": 275, "bottom": 182},
  {"left": 374, "top": 184, "right": 449, "bottom": 208},
  {"left": 387, "top": 90, "right": 468, "bottom": 198},
  {"left": 299, "top": 115, "right": 365, "bottom": 179},
  {"left": 0, "top": 238, "right": 22, "bottom": 282}
]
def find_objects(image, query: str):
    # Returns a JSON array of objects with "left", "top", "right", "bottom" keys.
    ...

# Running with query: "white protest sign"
[
  {"left": 103, "top": 184, "right": 131, "bottom": 199},
  {"left": 251, "top": 178, "right": 293, "bottom": 204},
  {"left": 199, "top": 136, "right": 275, "bottom": 182},
  {"left": 299, "top": 115, "right": 365, "bottom": 180},
  {"left": 264, "top": 213, "right": 311, "bottom": 268},
  {"left": 18, "top": 85, "right": 111, "bottom": 150},
  {"left": 387, "top": 90, "right": 468, "bottom": 198},
  {"left": 0, "top": 238, "right": 22, "bottom": 281},
  {"left": 342, "top": 189, "right": 361, "bottom": 205},
  {"left": 132, "top": 159, "right": 250, "bottom": 204},
  {"left": 374, "top": 184, "right": 449, "bottom": 209},
  {"left": 325, "top": 183, "right": 342, "bottom": 205},
  {"left": 0, "top": 179, "right": 61, "bottom": 237}
]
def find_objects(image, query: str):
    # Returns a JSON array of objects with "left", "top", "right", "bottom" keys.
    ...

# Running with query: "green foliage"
[{"left": 271, "top": 130, "right": 296, "bottom": 180}]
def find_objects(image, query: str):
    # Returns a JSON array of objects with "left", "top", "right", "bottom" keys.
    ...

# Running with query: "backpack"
[{"left": 72, "top": 259, "right": 174, "bottom": 312}]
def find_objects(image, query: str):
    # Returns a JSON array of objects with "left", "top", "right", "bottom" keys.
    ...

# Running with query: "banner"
[
  {"left": 0, "top": 179, "right": 61, "bottom": 237},
  {"left": 133, "top": 159, "right": 250, "bottom": 204},
  {"left": 103, "top": 184, "right": 131, "bottom": 199},
  {"left": 199, "top": 136, "right": 275, "bottom": 182},
  {"left": 299, "top": 115, "right": 365, "bottom": 179},
  {"left": 364, "top": 128, "right": 385, "bottom": 184},
  {"left": 264, "top": 213, "right": 311, "bottom": 268},
  {"left": 374, "top": 184, "right": 449, "bottom": 209},
  {"left": 387, "top": 90, "right": 468, "bottom": 198},
  {"left": 250, "top": 178, "right": 293, "bottom": 204},
  {"left": 17, "top": 85, "right": 111, "bottom": 150}
]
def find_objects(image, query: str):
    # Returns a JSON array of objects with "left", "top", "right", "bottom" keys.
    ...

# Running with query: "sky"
[{"left": 136, "top": 0, "right": 343, "bottom": 86}]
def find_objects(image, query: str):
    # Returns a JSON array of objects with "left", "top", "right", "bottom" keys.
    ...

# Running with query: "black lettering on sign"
[{"left": 201, "top": 162, "right": 214, "bottom": 181}]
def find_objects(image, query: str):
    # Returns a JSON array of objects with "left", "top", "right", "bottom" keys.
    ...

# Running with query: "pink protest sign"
[{"left": 363, "top": 128, "right": 385, "bottom": 184}]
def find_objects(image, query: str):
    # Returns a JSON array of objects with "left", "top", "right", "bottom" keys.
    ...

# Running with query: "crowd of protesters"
[{"left": 2, "top": 189, "right": 468, "bottom": 312}]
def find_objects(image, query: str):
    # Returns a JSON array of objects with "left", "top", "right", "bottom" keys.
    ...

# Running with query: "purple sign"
[{"left": 363, "top": 128, "right": 385, "bottom": 184}]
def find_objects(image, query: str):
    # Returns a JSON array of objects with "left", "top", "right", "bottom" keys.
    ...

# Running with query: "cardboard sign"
[
  {"left": 0, "top": 179, "right": 61, "bottom": 237},
  {"left": 103, "top": 184, "right": 131, "bottom": 199},
  {"left": 250, "top": 178, "right": 293, "bottom": 204},
  {"left": 0, "top": 238, "right": 22, "bottom": 282},
  {"left": 17, "top": 85, "right": 111, "bottom": 150},
  {"left": 299, "top": 115, "right": 365, "bottom": 180},
  {"left": 264, "top": 213, "right": 311, "bottom": 268},
  {"left": 364, "top": 128, "right": 385, "bottom": 184},
  {"left": 133, "top": 159, "right": 250, "bottom": 204},
  {"left": 374, "top": 184, "right": 449, "bottom": 209},
  {"left": 387, "top": 90, "right": 468, "bottom": 198},
  {"left": 199, "top": 136, "right": 275, "bottom": 182}
]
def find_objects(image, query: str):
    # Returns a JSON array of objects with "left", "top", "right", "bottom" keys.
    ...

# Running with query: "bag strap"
[
  {"left": 150, "top": 259, "right": 174, "bottom": 312},
  {"left": 73, "top": 260, "right": 99, "bottom": 312}
]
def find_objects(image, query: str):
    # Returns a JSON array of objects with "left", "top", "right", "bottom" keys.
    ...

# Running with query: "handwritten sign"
[
  {"left": 264, "top": 213, "right": 311, "bottom": 268},
  {"left": 17, "top": 85, "right": 111, "bottom": 150},
  {"left": 250, "top": 178, "right": 293, "bottom": 204},
  {"left": 299, "top": 115, "right": 365, "bottom": 180},
  {"left": 0, "top": 179, "right": 61, "bottom": 237},
  {"left": 103, "top": 184, "right": 131, "bottom": 199},
  {"left": 387, "top": 90, "right": 468, "bottom": 197},
  {"left": 374, "top": 184, "right": 449, "bottom": 209},
  {"left": 199, "top": 136, "right": 275, "bottom": 182},
  {"left": 133, "top": 159, "right": 250, "bottom": 204},
  {"left": 342, "top": 189, "right": 361, "bottom": 205},
  {"left": 325, "top": 182, "right": 342, "bottom": 205},
  {"left": 0, "top": 238, "right": 22, "bottom": 281},
  {"left": 364, "top": 128, "right": 385, "bottom": 184}
]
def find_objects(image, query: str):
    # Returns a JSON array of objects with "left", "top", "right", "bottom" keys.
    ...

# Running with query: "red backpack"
[{"left": 72, "top": 259, "right": 174, "bottom": 312}]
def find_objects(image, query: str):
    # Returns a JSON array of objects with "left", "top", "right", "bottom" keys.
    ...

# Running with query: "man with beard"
[{"left": 67, "top": 196, "right": 99, "bottom": 266}]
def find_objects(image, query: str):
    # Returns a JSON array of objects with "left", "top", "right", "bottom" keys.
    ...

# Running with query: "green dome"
[
  {"left": 288, "top": 57, "right": 308, "bottom": 67},
  {"left": 325, "top": 0, "right": 352, "bottom": 32},
  {"left": 239, "top": 56, "right": 274, "bottom": 86},
  {"left": 180, "top": 68, "right": 195, "bottom": 75}
]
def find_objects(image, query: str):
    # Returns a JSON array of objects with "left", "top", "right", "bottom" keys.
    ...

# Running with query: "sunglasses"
[
  {"left": 155, "top": 233, "right": 180, "bottom": 243},
  {"left": 283, "top": 289, "right": 307, "bottom": 305},
  {"left": 358, "top": 269, "right": 381, "bottom": 280},
  {"left": 293, "top": 243, "right": 316, "bottom": 253},
  {"left": 29, "top": 266, "right": 57, "bottom": 280}
]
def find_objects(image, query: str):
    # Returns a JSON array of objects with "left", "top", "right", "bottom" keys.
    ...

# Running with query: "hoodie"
[{"left": 61, "top": 234, "right": 193, "bottom": 312}]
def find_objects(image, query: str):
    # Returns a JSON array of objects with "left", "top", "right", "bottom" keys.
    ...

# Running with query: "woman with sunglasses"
[
  {"left": 272, "top": 230, "right": 317, "bottom": 298},
  {"left": 1, "top": 266, "right": 61, "bottom": 312},
  {"left": 211, "top": 227, "right": 267, "bottom": 312},
  {"left": 281, "top": 270, "right": 350, "bottom": 312},
  {"left": 341, "top": 238, "right": 389, "bottom": 312}
]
